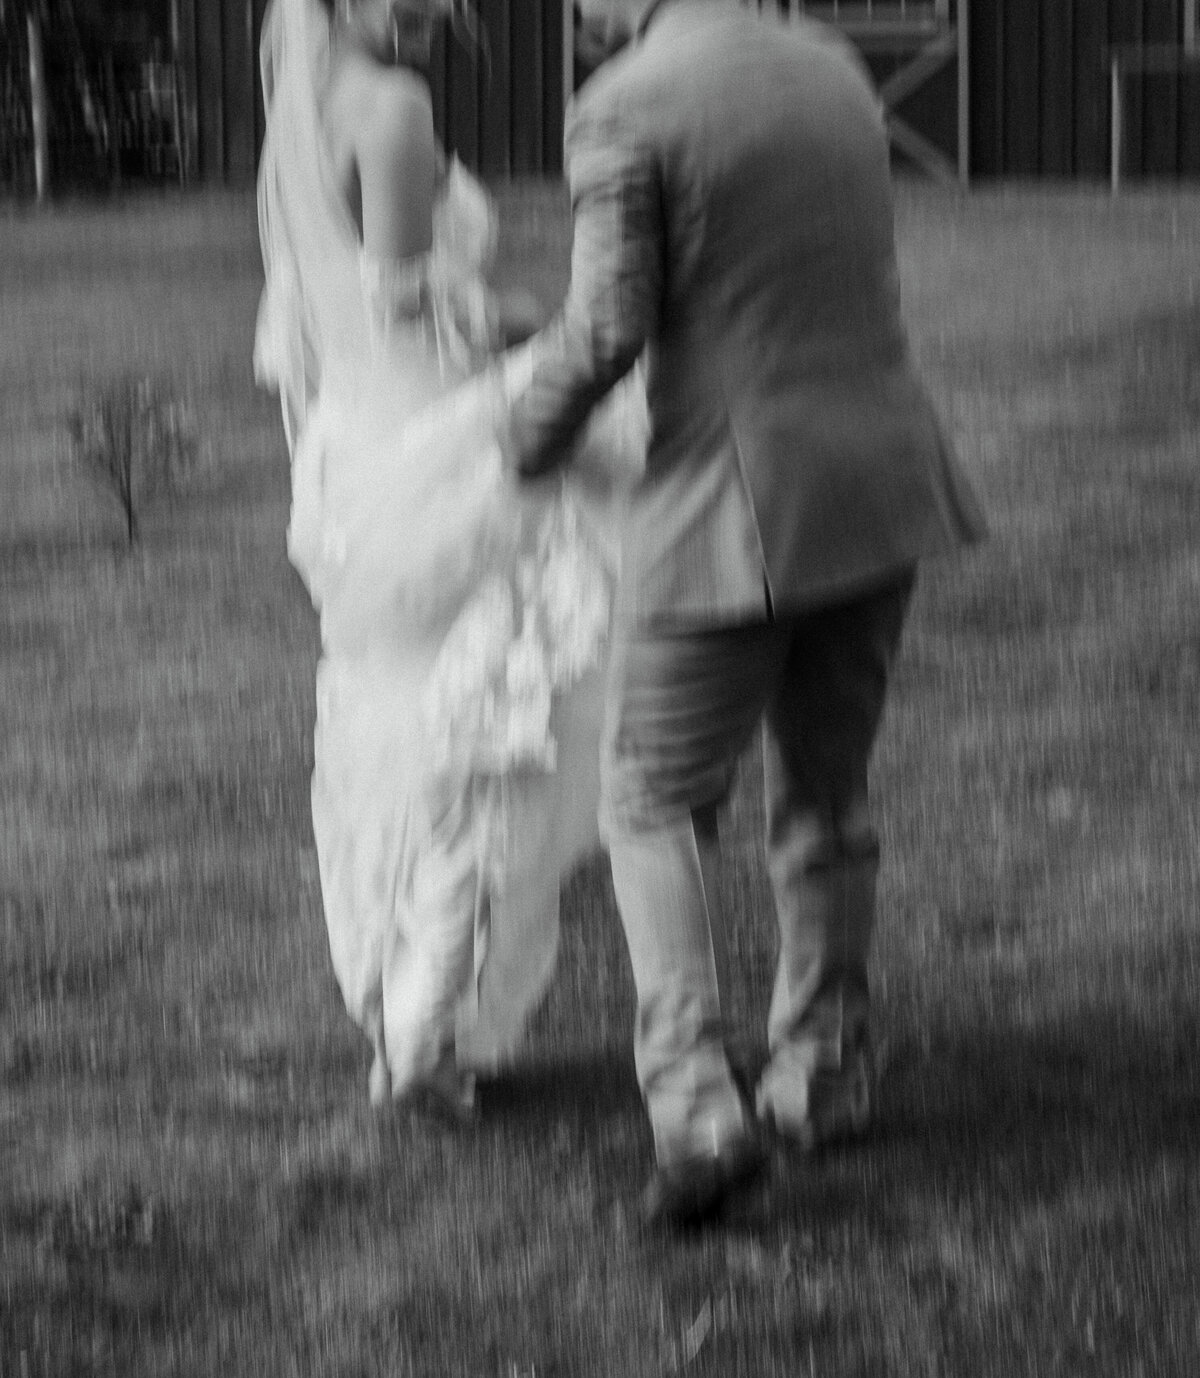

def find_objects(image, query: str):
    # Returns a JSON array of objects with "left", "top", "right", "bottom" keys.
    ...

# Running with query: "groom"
[{"left": 500, "top": 0, "right": 986, "bottom": 1226}]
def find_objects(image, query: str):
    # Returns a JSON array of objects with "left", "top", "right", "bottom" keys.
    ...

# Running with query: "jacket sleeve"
[{"left": 505, "top": 99, "right": 663, "bottom": 476}]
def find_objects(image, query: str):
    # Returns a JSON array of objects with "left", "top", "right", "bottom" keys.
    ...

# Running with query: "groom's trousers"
[{"left": 600, "top": 570, "right": 915, "bottom": 1164}]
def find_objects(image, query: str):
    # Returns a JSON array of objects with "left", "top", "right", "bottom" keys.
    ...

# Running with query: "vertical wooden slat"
[
  {"left": 428, "top": 25, "right": 450, "bottom": 151},
  {"left": 1002, "top": 0, "right": 1039, "bottom": 172},
  {"left": 1039, "top": 0, "right": 1073, "bottom": 173},
  {"left": 221, "top": 0, "right": 256, "bottom": 182},
  {"left": 957, "top": 0, "right": 970, "bottom": 182},
  {"left": 447, "top": 17, "right": 480, "bottom": 168},
  {"left": 1110, "top": 0, "right": 1145, "bottom": 178},
  {"left": 1143, "top": 0, "right": 1180, "bottom": 174},
  {"left": 542, "top": 0, "right": 565, "bottom": 173},
  {"left": 172, "top": 0, "right": 199, "bottom": 182},
  {"left": 1183, "top": 0, "right": 1200, "bottom": 176},
  {"left": 1179, "top": 67, "right": 1200, "bottom": 173},
  {"left": 1182, "top": 0, "right": 1200, "bottom": 176},
  {"left": 1111, "top": 52, "right": 1124, "bottom": 190},
  {"left": 195, "top": 0, "right": 224, "bottom": 181},
  {"left": 480, "top": 0, "right": 514, "bottom": 177},
  {"left": 969, "top": 0, "right": 1005, "bottom": 176},
  {"left": 27, "top": 11, "right": 49, "bottom": 200},
  {"left": 510, "top": 0, "right": 543, "bottom": 173},
  {"left": 1072, "top": 0, "right": 1109, "bottom": 178},
  {"left": 563, "top": 0, "right": 575, "bottom": 120}
]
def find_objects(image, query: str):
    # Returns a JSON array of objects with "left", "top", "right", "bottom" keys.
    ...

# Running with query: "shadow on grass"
[
  {"left": 478, "top": 1047, "right": 640, "bottom": 1125},
  {"left": 628, "top": 1000, "right": 1199, "bottom": 1372},
  {"left": 5, "top": 1003, "right": 1196, "bottom": 1374},
  {"left": 766, "top": 997, "right": 1195, "bottom": 1245}
]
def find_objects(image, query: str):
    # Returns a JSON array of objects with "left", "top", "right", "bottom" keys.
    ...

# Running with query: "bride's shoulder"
[{"left": 326, "top": 54, "right": 433, "bottom": 156}]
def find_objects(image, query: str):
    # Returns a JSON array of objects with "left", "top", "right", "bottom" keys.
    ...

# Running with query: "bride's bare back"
[{"left": 322, "top": 49, "right": 437, "bottom": 260}]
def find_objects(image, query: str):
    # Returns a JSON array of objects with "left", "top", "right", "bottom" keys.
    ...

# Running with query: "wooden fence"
[
  {"left": 970, "top": 0, "right": 1200, "bottom": 178},
  {"left": 8, "top": 0, "right": 1200, "bottom": 191},
  {"left": 172, "top": 0, "right": 569, "bottom": 185},
  {"left": 177, "top": 0, "right": 1200, "bottom": 184}
]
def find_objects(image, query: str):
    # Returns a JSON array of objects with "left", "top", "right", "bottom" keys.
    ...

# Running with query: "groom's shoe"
[
  {"left": 640, "top": 1127, "right": 768, "bottom": 1232},
  {"left": 756, "top": 1032, "right": 875, "bottom": 1153},
  {"left": 401, "top": 1070, "right": 477, "bottom": 1129},
  {"left": 391, "top": 1044, "right": 478, "bottom": 1129}
]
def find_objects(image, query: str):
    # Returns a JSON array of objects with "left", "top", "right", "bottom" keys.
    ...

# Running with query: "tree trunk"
[{"left": 27, "top": 9, "right": 50, "bottom": 202}]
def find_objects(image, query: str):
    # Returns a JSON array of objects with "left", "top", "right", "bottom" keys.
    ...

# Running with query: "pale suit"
[{"left": 506, "top": 0, "right": 986, "bottom": 1165}]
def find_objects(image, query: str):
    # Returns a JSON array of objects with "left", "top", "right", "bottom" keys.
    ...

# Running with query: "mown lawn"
[{"left": 2, "top": 181, "right": 1200, "bottom": 1376}]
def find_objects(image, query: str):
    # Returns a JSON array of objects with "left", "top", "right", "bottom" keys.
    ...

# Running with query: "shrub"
[{"left": 67, "top": 373, "right": 200, "bottom": 547}]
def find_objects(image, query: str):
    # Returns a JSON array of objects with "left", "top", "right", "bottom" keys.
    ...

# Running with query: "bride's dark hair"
[
  {"left": 318, "top": 1, "right": 485, "bottom": 65},
  {"left": 323, "top": 1, "right": 488, "bottom": 82},
  {"left": 317, "top": 1, "right": 477, "bottom": 30}
]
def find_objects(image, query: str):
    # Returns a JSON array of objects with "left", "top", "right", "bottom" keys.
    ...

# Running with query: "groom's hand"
[
  {"left": 495, "top": 287, "right": 547, "bottom": 350},
  {"left": 491, "top": 373, "right": 570, "bottom": 481},
  {"left": 496, "top": 411, "right": 561, "bottom": 481}
]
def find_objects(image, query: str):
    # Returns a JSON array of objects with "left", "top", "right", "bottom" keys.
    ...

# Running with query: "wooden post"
[
  {"left": 957, "top": 0, "right": 969, "bottom": 185},
  {"left": 563, "top": 0, "right": 574, "bottom": 119},
  {"left": 172, "top": 0, "right": 199, "bottom": 184},
  {"left": 215, "top": 0, "right": 227, "bottom": 184},
  {"left": 26, "top": 8, "right": 49, "bottom": 202},
  {"left": 245, "top": 0, "right": 257, "bottom": 170},
  {"left": 1110, "top": 54, "right": 1123, "bottom": 194},
  {"left": 170, "top": 0, "right": 186, "bottom": 184}
]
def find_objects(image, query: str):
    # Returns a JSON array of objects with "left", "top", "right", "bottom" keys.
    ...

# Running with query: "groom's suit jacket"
[{"left": 506, "top": 0, "right": 986, "bottom": 625}]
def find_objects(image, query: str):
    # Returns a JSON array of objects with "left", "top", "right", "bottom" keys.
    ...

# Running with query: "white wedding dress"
[{"left": 254, "top": 0, "right": 643, "bottom": 1106}]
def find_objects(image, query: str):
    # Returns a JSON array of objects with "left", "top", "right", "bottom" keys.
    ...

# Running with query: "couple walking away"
[{"left": 256, "top": 0, "right": 986, "bottom": 1229}]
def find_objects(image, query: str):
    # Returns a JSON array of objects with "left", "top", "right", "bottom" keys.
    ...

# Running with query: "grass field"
[{"left": 3, "top": 181, "right": 1200, "bottom": 1376}]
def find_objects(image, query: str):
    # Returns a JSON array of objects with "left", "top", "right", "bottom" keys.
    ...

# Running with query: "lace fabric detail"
[
  {"left": 419, "top": 494, "right": 612, "bottom": 779},
  {"left": 359, "top": 251, "right": 498, "bottom": 372},
  {"left": 359, "top": 252, "right": 427, "bottom": 329}
]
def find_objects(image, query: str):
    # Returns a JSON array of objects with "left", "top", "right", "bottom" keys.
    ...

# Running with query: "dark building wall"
[
  {"left": 173, "top": 0, "right": 266, "bottom": 186},
  {"left": 174, "top": 0, "right": 567, "bottom": 185},
  {"left": 775, "top": 0, "right": 1200, "bottom": 181},
  {"left": 11, "top": 1, "right": 1200, "bottom": 188},
  {"left": 970, "top": 0, "right": 1200, "bottom": 178},
  {"left": 184, "top": 0, "right": 1200, "bottom": 185}
]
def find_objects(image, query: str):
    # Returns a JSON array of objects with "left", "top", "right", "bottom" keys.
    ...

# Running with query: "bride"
[{"left": 255, "top": 0, "right": 641, "bottom": 1115}]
